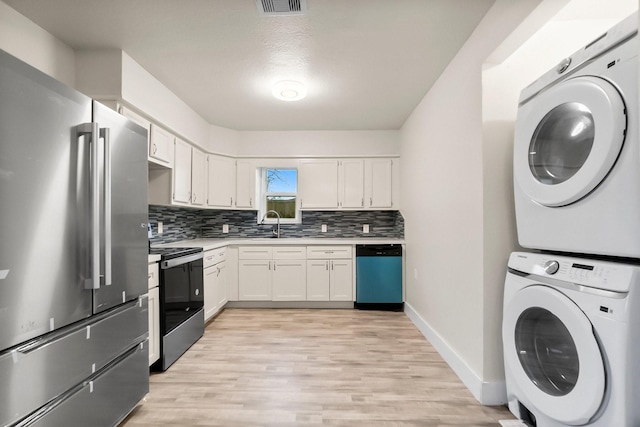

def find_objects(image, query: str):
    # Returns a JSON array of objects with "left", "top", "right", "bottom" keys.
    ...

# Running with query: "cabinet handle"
[
  {"left": 249, "top": 197, "right": 252, "bottom": 207},
  {"left": 331, "top": 261, "right": 334, "bottom": 271},
  {"left": 361, "top": 198, "right": 364, "bottom": 207},
  {"left": 269, "top": 261, "right": 272, "bottom": 270},
  {"left": 192, "top": 192, "right": 196, "bottom": 203},
  {"left": 152, "top": 143, "right": 158, "bottom": 154},
  {"left": 326, "top": 261, "right": 329, "bottom": 271},
  {"left": 370, "top": 197, "right": 372, "bottom": 206},
  {"left": 230, "top": 196, "right": 233, "bottom": 206},
  {"left": 274, "top": 262, "right": 277, "bottom": 271}
]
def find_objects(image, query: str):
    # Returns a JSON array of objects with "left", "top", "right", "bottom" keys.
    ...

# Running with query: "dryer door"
[
  {"left": 503, "top": 285, "right": 605, "bottom": 425},
  {"left": 514, "top": 76, "right": 626, "bottom": 206}
]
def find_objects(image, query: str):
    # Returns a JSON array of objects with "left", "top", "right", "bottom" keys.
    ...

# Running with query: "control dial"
[{"left": 544, "top": 260, "right": 560, "bottom": 275}]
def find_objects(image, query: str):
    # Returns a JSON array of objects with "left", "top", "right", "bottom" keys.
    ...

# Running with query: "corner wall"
[
  {"left": 0, "top": 1, "right": 75, "bottom": 87},
  {"left": 399, "top": 0, "right": 543, "bottom": 404}
]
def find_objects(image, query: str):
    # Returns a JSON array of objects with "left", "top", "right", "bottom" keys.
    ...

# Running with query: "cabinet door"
[
  {"left": 339, "top": 159, "right": 364, "bottom": 208},
  {"left": 217, "top": 261, "right": 228, "bottom": 308},
  {"left": 365, "top": 159, "right": 393, "bottom": 208},
  {"left": 330, "top": 259, "right": 353, "bottom": 301},
  {"left": 148, "top": 287, "right": 160, "bottom": 366},
  {"left": 173, "top": 139, "right": 192, "bottom": 204},
  {"left": 207, "top": 155, "right": 236, "bottom": 208},
  {"left": 272, "top": 260, "right": 306, "bottom": 301},
  {"left": 204, "top": 266, "right": 217, "bottom": 321},
  {"left": 300, "top": 160, "right": 339, "bottom": 209},
  {"left": 236, "top": 160, "right": 256, "bottom": 209},
  {"left": 238, "top": 260, "right": 271, "bottom": 300},
  {"left": 191, "top": 147, "right": 206, "bottom": 206},
  {"left": 306, "top": 260, "right": 330, "bottom": 301},
  {"left": 149, "top": 124, "right": 173, "bottom": 166}
]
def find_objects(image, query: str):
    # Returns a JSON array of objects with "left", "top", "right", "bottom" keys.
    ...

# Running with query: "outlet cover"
[
  {"left": 363, "top": 224, "right": 369, "bottom": 233},
  {"left": 321, "top": 224, "right": 327, "bottom": 233},
  {"left": 158, "top": 222, "right": 163, "bottom": 234},
  {"left": 222, "top": 224, "right": 229, "bottom": 233}
]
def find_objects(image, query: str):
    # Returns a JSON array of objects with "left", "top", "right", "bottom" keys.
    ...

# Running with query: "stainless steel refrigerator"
[{"left": 0, "top": 49, "right": 149, "bottom": 426}]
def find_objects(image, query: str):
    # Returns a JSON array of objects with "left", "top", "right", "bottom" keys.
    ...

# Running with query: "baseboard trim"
[
  {"left": 225, "top": 301, "right": 354, "bottom": 309},
  {"left": 404, "top": 302, "right": 506, "bottom": 406}
]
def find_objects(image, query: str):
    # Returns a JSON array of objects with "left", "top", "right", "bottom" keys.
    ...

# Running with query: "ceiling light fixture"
[{"left": 272, "top": 80, "right": 307, "bottom": 102}]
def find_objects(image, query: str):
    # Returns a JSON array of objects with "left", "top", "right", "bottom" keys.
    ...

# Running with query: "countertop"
[{"left": 152, "top": 237, "right": 405, "bottom": 251}]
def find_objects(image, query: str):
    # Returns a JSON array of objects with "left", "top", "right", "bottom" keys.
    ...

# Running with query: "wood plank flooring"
[{"left": 122, "top": 308, "right": 514, "bottom": 426}]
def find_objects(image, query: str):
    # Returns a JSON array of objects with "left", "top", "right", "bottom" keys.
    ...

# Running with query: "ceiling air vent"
[{"left": 256, "top": 0, "right": 307, "bottom": 16}]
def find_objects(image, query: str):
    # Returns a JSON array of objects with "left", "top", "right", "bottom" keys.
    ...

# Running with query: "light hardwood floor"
[{"left": 122, "top": 308, "right": 514, "bottom": 426}]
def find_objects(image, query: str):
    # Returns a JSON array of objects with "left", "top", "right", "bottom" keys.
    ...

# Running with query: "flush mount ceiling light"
[{"left": 272, "top": 80, "right": 307, "bottom": 102}]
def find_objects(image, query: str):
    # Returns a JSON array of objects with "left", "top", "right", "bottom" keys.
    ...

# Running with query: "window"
[{"left": 259, "top": 168, "right": 300, "bottom": 223}]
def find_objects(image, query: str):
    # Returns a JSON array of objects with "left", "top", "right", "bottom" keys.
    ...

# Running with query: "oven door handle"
[{"left": 160, "top": 252, "right": 204, "bottom": 269}]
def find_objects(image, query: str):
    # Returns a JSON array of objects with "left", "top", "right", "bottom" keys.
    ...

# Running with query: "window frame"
[{"left": 258, "top": 167, "right": 301, "bottom": 225}]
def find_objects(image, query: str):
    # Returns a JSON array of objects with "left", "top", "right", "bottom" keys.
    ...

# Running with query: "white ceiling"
[{"left": 4, "top": 0, "right": 495, "bottom": 131}]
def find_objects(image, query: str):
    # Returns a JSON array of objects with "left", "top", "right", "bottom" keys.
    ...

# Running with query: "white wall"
[
  {"left": 237, "top": 130, "right": 400, "bottom": 157},
  {"left": 400, "top": 0, "right": 544, "bottom": 404},
  {"left": 0, "top": 1, "right": 75, "bottom": 87}
]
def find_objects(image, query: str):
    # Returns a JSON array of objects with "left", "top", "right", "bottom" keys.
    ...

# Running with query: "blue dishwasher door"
[{"left": 356, "top": 253, "right": 403, "bottom": 303}]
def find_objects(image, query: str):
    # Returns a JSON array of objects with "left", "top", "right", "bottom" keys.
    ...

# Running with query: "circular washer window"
[
  {"left": 529, "top": 102, "right": 595, "bottom": 185},
  {"left": 515, "top": 307, "right": 579, "bottom": 396},
  {"left": 514, "top": 76, "right": 626, "bottom": 207}
]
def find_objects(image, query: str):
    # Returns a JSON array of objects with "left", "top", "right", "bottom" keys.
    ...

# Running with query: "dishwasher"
[{"left": 355, "top": 244, "right": 403, "bottom": 311}]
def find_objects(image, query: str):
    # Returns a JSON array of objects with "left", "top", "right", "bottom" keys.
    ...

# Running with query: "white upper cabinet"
[
  {"left": 149, "top": 124, "right": 174, "bottom": 167},
  {"left": 299, "top": 160, "right": 339, "bottom": 209},
  {"left": 365, "top": 158, "right": 394, "bottom": 209},
  {"left": 207, "top": 155, "right": 236, "bottom": 208},
  {"left": 172, "top": 138, "right": 192, "bottom": 205},
  {"left": 339, "top": 159, "right": 364, "bottom": 208},
  {"left": 191, "top": 147, "right": 206, "bottom": 206},
  {"left": 235, "top": 160, "right": 256, "bottom": 209}
]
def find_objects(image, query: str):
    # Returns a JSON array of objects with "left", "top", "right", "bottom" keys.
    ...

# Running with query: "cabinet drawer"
[
  {"left": 306, "top": 246, "right": 353, "bottom": 259},
  {"left": 272, "top": 246, "right": 306, "bottom": 259},
  {"left": 148, "top": 262, "right": 159, "bottom": 290},
  {"left": 239, "top": 246, "right": 273, "bottom": 259},
  {"left": 204, "top": 247, "right": 227, "bottom": 268}
]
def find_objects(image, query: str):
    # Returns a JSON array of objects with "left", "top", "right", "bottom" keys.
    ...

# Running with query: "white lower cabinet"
[
  {"left": 147, "top": 260, "right": 160, "bottom": 366},
  {"left": 204, "top": 247, "right": 228, "bottom": 321},
  {"left": 236, "top": 245, "right": 353, "bottom": 302},
  {"left": 272, "top": 260, "right": 306, "bottom": 301},
  {"left": 238, "top": 259, "right": 272, "bottom": 300},
  {"left": 306, "top": 246, "right": 353, "bottom": 301}
]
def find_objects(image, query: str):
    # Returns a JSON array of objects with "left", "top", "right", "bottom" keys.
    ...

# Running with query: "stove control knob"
[{"left": 544, "top": 260, "right": 560, "bottom": 275}]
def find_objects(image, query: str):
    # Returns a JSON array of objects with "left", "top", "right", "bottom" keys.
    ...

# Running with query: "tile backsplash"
[{"left": 149, "top": 205, "right": 404, "bottom": 245}]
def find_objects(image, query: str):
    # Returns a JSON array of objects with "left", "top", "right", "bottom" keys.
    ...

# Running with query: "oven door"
[
  {"left": 160, "top": 258, "right": 203, "bottom": 334},
  {"left": 503, "top": 284, "right": 605, "bottom": 425},
  {"left": 514, "top": 76, "right": 626, "bottom": 207}
]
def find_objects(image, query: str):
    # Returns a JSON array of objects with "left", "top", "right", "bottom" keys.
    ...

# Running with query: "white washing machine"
[
  {"left": 502, "top": 251, "right": 640, "bottom": 426},
  {"left": 513, "top": 12, "right": 640, "bottom": 258}
]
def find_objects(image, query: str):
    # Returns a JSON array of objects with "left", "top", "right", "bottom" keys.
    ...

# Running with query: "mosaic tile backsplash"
[{"left": 149, "top": 205, "right": 404, "bottom": 245}]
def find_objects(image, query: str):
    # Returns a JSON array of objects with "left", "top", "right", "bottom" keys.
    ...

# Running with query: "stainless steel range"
[{"left": 149, "top": 247, "right": 204, "bottom": 371}]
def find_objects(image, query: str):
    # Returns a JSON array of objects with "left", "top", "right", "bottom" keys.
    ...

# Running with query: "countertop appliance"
[
  {"left": 503, "top": 252, "right": 640, "bottom": 426},
  {"left": 0, "top": 49, "right": 149, "bottom": 426},
  {"left": 355, "top": 244, "right": 403, "bottom": 310},
  {"left": 513, "top": 12, "right": 640, "bottom": 258},
  {"left": 149, "top": 247, "right": 204, "bottom": 371}
]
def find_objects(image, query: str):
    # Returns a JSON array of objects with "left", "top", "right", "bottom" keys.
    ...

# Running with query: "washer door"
[
  {"left": 503, "top": 285, "right": 605, "bottom": 425},
  {"left": 514, "top": 76, "right": 626, "bottom": 206}
]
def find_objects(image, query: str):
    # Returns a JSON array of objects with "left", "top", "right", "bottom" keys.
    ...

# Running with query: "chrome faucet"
[{"left": 260, "top": 210, "right": 281, "bottom": 238}]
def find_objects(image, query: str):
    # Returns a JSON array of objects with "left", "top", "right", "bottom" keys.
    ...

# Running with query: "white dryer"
[
  {"left": 513, "top": 12, "right": 640, "bottom": 258},
  {"left": 503, "top": 251, "right": 640, "bottom": 426}
]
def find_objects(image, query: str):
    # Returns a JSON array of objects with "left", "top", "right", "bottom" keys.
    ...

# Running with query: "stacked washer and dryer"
[{"left": 503, "top": 12, "right": 640, "bottom": 427}]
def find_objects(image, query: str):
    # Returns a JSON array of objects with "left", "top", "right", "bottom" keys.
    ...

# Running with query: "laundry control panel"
[{"left": 509, "top": 252, "right": 638, "bottom": 293}]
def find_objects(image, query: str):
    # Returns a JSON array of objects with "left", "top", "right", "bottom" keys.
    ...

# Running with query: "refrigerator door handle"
[
  {"left": 100, "top": 127, "right": 112, "bottom": 286},
  {"left": 78, "top": 122, "right": 101, "bottom": 290}
]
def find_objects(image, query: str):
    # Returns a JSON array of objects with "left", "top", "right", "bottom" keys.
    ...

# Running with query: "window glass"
[
  {"left": 529, "top": 102, "right": 595, "bottom": 185},
  {"left": 262, "top": 168, "right": 299, "bottom": 221},
  {"left": 515, "top": 307, "right": 579, "bottom": 396}
]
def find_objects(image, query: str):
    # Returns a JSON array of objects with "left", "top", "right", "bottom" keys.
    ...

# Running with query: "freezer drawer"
[
  {"left": 17, "top": 341, "right": 149, "bottom": 427},
  {"left": 0, "top": 298, "right": 148, "bottom": 426}
]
